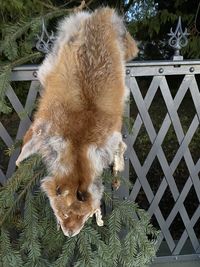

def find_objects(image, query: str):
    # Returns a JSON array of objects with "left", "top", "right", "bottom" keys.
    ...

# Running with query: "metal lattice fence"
[
  {"left": 0, "top": 66, "right": 41, "bottom": 183},
  {"left": 122, "top": 60, "right": 200, "bottom": 263},
  {"left": 0, "top": 61, "right": 200, "bottom": 263}
]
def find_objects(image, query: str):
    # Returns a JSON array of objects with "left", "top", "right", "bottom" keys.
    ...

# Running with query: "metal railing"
[
  {"left": 1, "top": 60, "right": 200, "bottom": 263},
  {"left": 123, "top": 60, "right": 200, "bottom": 263}
]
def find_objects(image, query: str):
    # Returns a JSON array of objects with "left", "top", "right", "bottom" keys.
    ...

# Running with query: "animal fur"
[{"left": 16, "top": 7, "right": 138, "bottom": 237}]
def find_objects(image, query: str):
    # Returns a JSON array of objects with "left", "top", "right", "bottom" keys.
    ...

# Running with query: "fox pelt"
[{"left": 16, "top": 7, "right": 138, "bottom": 237}]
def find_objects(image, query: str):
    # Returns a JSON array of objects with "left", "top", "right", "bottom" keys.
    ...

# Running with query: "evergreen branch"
[
  {"left": 41, "top": 0, "right": 90, "bottom": 21},
  {"left": 34, "top": 0, "right": 60, "bottom": 11},
  {"left": 0, "top": 155, "right": 42, "bottom": 207},
  {"left": 4, "top": 140, "right": 23, "bottom": 157},
  {"left": 0, "top": 171, "right": 42, "bottom": 226},
  {"left": 0, "top": 156, "right": 45, "bottom": 226},
  {"left": 0, "top": 228, "right": 23, "bottom": 267},
  {"left": 82, "top": 0, "right": 95, "bottom": 10},
  {"left": 107, "top": 208, "right": 121, "bottom": 264},
  {"left": 103, "top": 190, "right": 114, "bottom": 208},
  {"left": 81, "top": 226, "right": 101, "bottom": 246},
  {"left": 0, "top": 69, "right": 12, "bottom": 113},
  {"left": 103, "top": 191, "right": 113, "bottom": 202},
  {"left": 0, "top": 52, "right": 42, "bottom": 114},
  {"left": 76, "top": 228, "right": 96, "bottom": 267},
  {"left": 1, "top": 7, "right": 75, "bottom": 61},
  {"left": 2, "top": 52, "right": 42, "bottom": 71},
  {"left": 20, "top": 192, "right": 42, "bottom": 265},
  {"left": 9, "top": 52, "right": 42, "bottom": 68},
  {"left": 0, "top": 101, "right": 12, "bottom": 114},
  {"left": 0, "top": 69, "right": 11, "bottom": 96},
  {"left": 0, "top": 186, "right": 158, "bottom": 266},
  {"left": 52, "top": 237, "right": 78, "bottom": 267},
  {"left": 94, "top": 241, "right": 113, "bottom": 267},
  {"left": 39, "top": 197, "right": 65, "bottom": 257}
]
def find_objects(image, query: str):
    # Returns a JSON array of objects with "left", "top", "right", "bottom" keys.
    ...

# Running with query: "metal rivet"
[
  {"left": 159, "top": 68, "right": 164, "bottom": 73},
  {"left": 126, "top": 69, "right": 130, "bottom": 75},
  {"left": 33, "top": 71, "right": 38, "bottom": 78},
  {"left": 189, "top": 67, "right": 195, "bottom": 72},
  {"left": 123, "top": 134, "right": 127, "bottom": 139},
  {"left": 124, "top": 156, "right": 128, "bottom": 161}
]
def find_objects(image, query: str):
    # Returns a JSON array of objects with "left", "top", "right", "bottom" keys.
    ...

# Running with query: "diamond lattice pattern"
[{"left": 126, "top": 73, "right": 200, "bottom": 256}]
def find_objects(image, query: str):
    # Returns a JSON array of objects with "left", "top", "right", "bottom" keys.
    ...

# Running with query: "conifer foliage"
[{"left": 0, "top": 155, "right": 159, "bottom": 267}]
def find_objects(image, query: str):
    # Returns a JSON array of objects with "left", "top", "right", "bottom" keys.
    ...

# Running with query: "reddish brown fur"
[
  {"left": 41, "top": 175, "right": 93, "bottom": 234},
  {"left": 34, "top": 8, "right": 134, "bottom": 194},
  {"left": 19, "top": 7, "right": 138, "bottom": 235},
  {"left": 23, "top": 128, "right": 33, "bottom": 145},
  {"left": 42, "top": 176, "right": 78, "bottom": 214}
]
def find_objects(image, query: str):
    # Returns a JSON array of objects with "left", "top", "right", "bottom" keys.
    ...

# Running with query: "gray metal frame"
[
  {"left": 124, "top": 60, "right": 200, "bottom": 263},
  {"left": 0, "top": 61, "right": 200, "bottom": 263}
]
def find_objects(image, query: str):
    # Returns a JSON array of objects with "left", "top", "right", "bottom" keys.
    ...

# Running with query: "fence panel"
[
  {"left": 0, "top": 61, "right": 200, "bottom": 262},
  {"left": 123, "top": 60, "right": 200, "bottom": 263}
]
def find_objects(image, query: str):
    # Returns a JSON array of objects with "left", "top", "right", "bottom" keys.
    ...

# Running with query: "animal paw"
[
  {"left": 113, "top": 141, "right": 127, "bottom": 175},
  {"left": 95, "top": 209, "right": 104, "bottom": 226}
]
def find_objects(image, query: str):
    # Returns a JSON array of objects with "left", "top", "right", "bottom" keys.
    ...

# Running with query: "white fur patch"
[
  {"left": 56, "top": 11, "right": 90, "bottom": 47},
  {"left": 87, "top": 132, "right": 125, "bottom": 176},
  {"left": 113, "top": 141, "right": 127, "bottom": 174},
  {"left": 88, "top": 177, "right": 104, "bottom": 206},
  {"left": 111, "top": 11, "right": 126, "bottom": 38},
  {"left": 16, "top": 120, "right": 70, "bottom": 175},
  {"left": 38, "top": 11, "right": 91, "bottom": 86},
  {"left": 63, "top": 190, "right": 69, "bottom": 196},
  {"left": 95, "top": 209, "right": 104, "bottom": 226},
  {"left": 111, "top": 11, "right": 127, "bottom": 63},
  {"left": 42, "top": 135, "right": 69, "bottom": 175}
]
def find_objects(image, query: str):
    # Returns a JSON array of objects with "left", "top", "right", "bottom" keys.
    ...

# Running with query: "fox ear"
[
  {"left": 16, "top": 127, "right": 38, "bottom": 166},
  {"left": 16, "top": 125, "right": 42, "bottom": 166}
]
